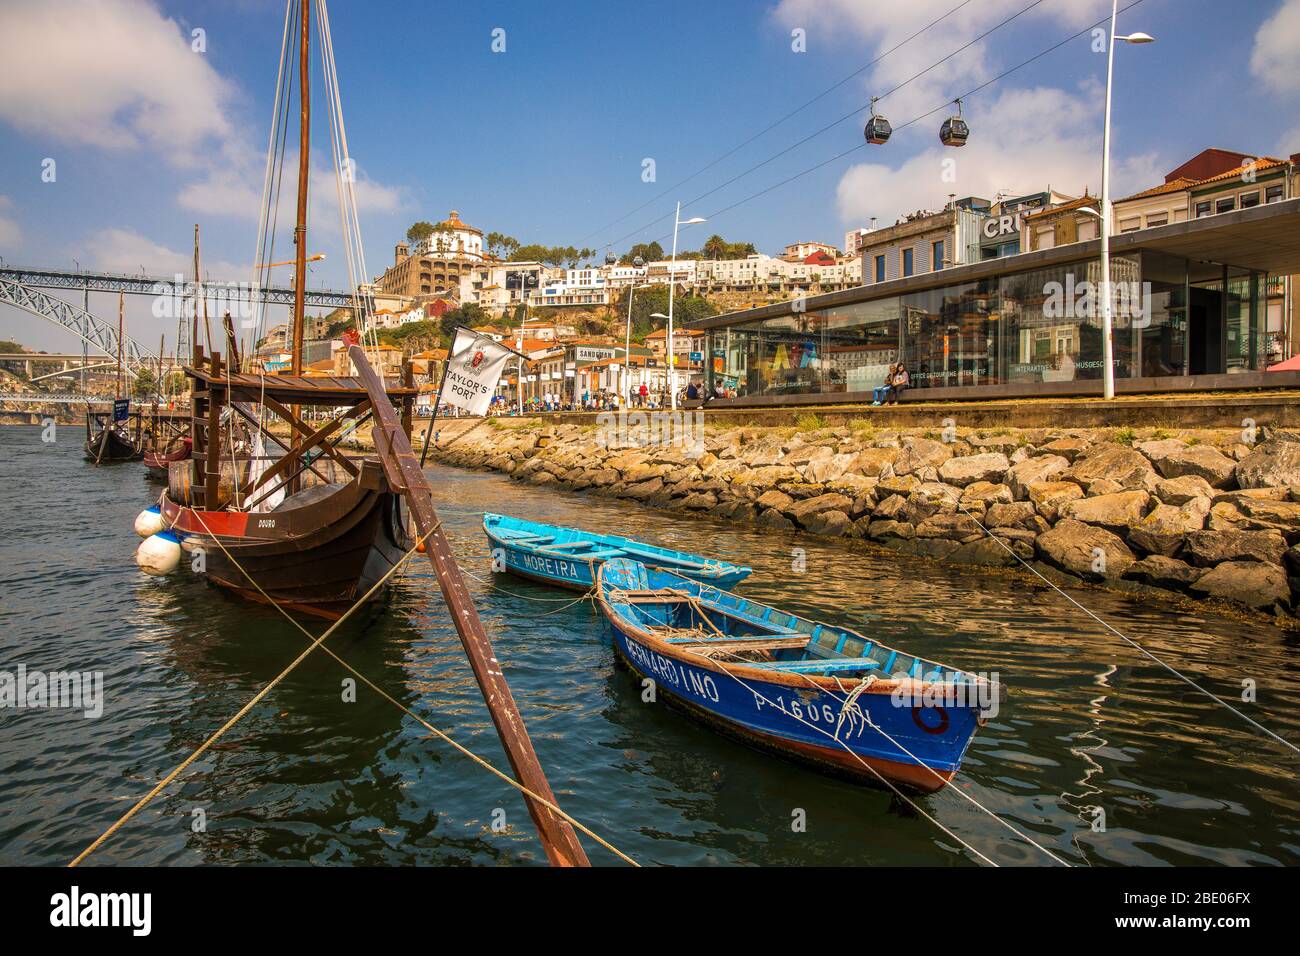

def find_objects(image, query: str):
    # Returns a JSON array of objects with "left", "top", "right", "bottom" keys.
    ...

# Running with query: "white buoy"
[
  {"left": 136, "top": 531, "right": 182, "bottom": 576},
  {"left": 134, "top": 505, "right": 165, "bottom": 538}
]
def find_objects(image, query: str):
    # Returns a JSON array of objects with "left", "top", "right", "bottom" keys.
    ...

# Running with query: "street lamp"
[
  {"left": 622, "top": 282, "right": 649, "bottom": 402},
  {"left": 1098, "top": 0, "right": 1154, "bottom": 400},
  {"left": 667, "top": 203, "right": 706, "bottom": 409}
]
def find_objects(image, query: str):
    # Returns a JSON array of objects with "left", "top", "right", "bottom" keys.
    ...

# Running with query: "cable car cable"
[{"left": 575, "top": 0, "right": 978, "bottom": 248}]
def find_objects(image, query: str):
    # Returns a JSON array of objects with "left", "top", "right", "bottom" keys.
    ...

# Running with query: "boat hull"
[
  {"left": 604, "top": 616, "right": 970, "bottom": 793},
  {"left": 484, "top": 513, "right": 751, "bottom": 591},
  {"left": 160, "top": 462, "right": 410, "bottom": 619},
  {"left": 144, "top": 439, "right": 191, "bottom": 478},
  {"left": 85, "top": 426, "right": 143, "bottom": 463}
]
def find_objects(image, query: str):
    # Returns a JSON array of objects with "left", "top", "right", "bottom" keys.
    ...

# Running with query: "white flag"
[{"left": 439, "top": 328, "right": 512, "bottom": 416}]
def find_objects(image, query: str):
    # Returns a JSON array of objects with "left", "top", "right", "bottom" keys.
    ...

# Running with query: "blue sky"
[{"left": 1, "top": 0, "right": 1297, "bottom": 352}]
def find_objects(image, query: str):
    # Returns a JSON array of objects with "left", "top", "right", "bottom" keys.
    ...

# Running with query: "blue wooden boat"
[
  {"left": 595, "top": 559, "right": 1004, "bottom": 793},
  {"left": 483, "top": 513, "right": 751, "bottom": 591}
]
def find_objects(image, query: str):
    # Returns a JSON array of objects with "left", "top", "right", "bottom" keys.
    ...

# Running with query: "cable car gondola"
[
  {"left": 605, "top": 250, "right": 617, "bottom": 265},
  {"left": 632, "top": 256, "right": 645, "bottom": 267},
  {"left": 863, "top": 96, "right": 891, "bottom": 145},
  {"left": 940, "top": 99, "right": 969, "bottom": 148}
]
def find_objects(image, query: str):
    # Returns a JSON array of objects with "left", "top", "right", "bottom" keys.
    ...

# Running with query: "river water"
[{"left": 1, "top": 423, "right": 1298, "bottom": 867}]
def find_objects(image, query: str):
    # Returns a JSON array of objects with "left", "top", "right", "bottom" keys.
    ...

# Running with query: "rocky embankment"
[{"left": 430, "top": 418, "right": 1300, "bottom": 621}]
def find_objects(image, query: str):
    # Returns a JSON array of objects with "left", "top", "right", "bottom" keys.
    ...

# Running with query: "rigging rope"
[{"left": 76, "top": 518, "right": 637, "bottom": 867}]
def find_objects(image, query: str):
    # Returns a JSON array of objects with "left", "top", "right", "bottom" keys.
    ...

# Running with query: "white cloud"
[
  {"left": 0, "top": 0, "right": 233, "bottom": 164},
  {"left": 85, "top": 228, "right": 245, "bottom": 281},
  {"left": 772, "top": 0, "right": 1110, "bottom": 118},
  {"left": 835, "top": 82, "right": 1162, "bottom": 225},
  {"left": 178, "top": 154, "right": 402, "bottom": 224},
  {"left": 0, "top": 197, "right": 21, "bottom": 250},
  {"left": 1251, "top": 0, "right": 1300, "bottom": 94}
]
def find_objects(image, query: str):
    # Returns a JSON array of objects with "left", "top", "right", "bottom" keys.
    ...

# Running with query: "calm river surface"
[{"left": 1, "top": 423, "right": 1299, "bottom": 866}]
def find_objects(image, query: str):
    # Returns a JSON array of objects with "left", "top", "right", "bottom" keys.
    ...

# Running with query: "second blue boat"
[{"left": 483, "top": 513, "right": 752, "bottom": 590}]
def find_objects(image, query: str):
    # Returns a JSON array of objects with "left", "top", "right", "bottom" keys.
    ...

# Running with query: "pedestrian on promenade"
[{"left": 872, "top": 364, "right": 898, "bottom": 406}]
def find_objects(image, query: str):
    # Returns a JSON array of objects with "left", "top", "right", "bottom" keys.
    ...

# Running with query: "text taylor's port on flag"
[{"left": 439, "top": 328, "right": 514, "bottom": 417}]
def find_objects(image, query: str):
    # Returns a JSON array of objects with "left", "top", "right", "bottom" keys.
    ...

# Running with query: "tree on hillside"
[
  {"left": 621, "top": 241, "right": 665, "bottom": 264},
  {"left": 614, "top": 286, "right": 718, "bottom": 340},
  {"left": 701, "top": 234, "right": 756, "bottom": 259},
  {"left": 406, "top": 221, "right": 435, "bottom": 245},
  {"left": 486, "top": 231, "right": 520, "bottom": 259}
]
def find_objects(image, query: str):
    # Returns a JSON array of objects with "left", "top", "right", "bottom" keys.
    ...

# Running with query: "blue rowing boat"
[
  {"left": 595, "top": 559, "right": 1003, "bottom": 793},
  {"left": 483, "top": 513, "right": 752, "bottom": 591}
]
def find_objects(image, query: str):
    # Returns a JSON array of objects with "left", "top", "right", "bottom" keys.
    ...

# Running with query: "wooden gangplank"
[{"left": 348, "top": 345, "right": 589, "bottom": 868}]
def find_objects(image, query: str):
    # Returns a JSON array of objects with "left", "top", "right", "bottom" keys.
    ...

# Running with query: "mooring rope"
[
  {"left": 77, "top": 518, "right": 638, "bottom": 867},
  {"left": 688, "top": 648, "right": 1000, "bottom": 867},
  {"left": 953, "top": 502, "right": 1299, "bottom": 757}
]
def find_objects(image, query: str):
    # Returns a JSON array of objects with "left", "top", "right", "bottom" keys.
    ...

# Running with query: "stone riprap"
[{"left": 429, "top": 418, "right": 1300, "bottom": 620}]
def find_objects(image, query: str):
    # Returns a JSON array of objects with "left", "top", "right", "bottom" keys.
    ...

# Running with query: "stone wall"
[{"left": 429, "top": 418, "right": 1300, "bottom": 621}]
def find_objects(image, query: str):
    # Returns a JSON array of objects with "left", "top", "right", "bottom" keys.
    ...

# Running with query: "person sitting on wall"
[
  {"left": 871, "top": 364, "right": 898, "bottom": 406},
  {"left": 886, "top": 364, "right": 910, "bottom": 405},
  {"left": 686, "top": 381, "right": 700, "bottom": 401}
]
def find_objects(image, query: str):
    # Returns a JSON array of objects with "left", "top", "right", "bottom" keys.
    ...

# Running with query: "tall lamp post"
[
  {"left": 1098, "top": 1, "right": 1154, "bottom": 399},
  {"left": 666, "top": 202, "right": 706, "bottom": 410}
]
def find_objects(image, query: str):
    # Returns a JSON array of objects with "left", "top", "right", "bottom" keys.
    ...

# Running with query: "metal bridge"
[
  {"left": 0, "top": 277, "right": 157, "bottom": 378},
  {"left": 0, "top": 392, "right": 105, "bottom": 405},
  {"left": 0, "top": 265, "right": 356, "bottom": 308}
]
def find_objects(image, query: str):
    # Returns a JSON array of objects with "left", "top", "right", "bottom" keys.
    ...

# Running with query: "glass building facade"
[{"left": 703, "top": 252, "right": 1270, "bottom": 399}]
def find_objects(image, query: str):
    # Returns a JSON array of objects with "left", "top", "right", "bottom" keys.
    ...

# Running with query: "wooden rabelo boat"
[
  {"left": 84, "top": 408, "right": 144, "bottom": 464},
  {"left": 85, "top": 292, "right": 145, "bottom": 463},
  {"left": 142, "top": 406, "right": 192, "bottom": 478},
  {"left": 483, "top": 513, "right": 752, "bottom": 590},
  {"left": 157, "top": 355, "right": 418, "bottom": 618},
  {"left": 595, "top": 559, "right": 1004, "bottom": 793}
]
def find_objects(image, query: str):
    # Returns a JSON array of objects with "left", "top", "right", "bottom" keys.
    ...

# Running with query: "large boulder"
[
  {"left": 1136, "top": 439, "right": 1237, "bottom": 488},
  {"left": 623, "top": 477, "right": 665, "bottom": 501},
  {"left": 893, "top": 438, "right": 953, "bottom": 476},
  {"left": 806, "top": 452, "right": 858, "bottom": 484},
  {"left": 849, "top": 447, "right": 901, "bottom": 477},
  {"left": 1122, "top": 555, "right": 1204, "bottom": 590},
  {"left": 786, "top": 493, "right": 855, "bottom": 524},
  {"left": 1153, "top": 475, "right": 1215, "bottom": 506},
  {"left": 1062, "top": 444, "right": 1157, "bottom": 492},
  {"left": 985, "top": 501, "right": 1042, "bottom": 531},
  {"left": 914, "top": 512, "right": 982, "bottom": 540},
  {"left": 1036, "top": 518, "right": 1136, "bottom": 580},
  {"left": 754, "top": 489, "right": 795, "bottom": 512},
  {"left": 1007, "top": 454, "right": 1069, "bottom": 499},
  {"left": 948, "top": 537, "right": 1019, "bottom": 567},
  {"left": 873, "top": 494, "right": 908, "bottom": 520},
  {"left": 867, "top": 519, "right": 915, "bottom": 540},
  {"left": 756, "top": 508, "right": 795, "bottom": 531},
  {"left": 960, "top": 481, "right": 1014, "bottom": 507},
  {"left": 1027, "top": 480, "right": 1085, "bottom": 521},
  {"left": 1059, "top": 490, "right": 1150, "bottom": 534},
  {"left": 1126, "top": 500, "right": 1209, "bottom": 556},
  {"left": 1190, "top": 561, "right": 1290, "bottom": 611},
  {"left": 1234, "top": 440, "right": 1300, "bottom": 489},
  {"left": 937, "top": 452, "right": 1010, "bottom": 487},
  {"left": 1184, "top": 529, "right": 1287, "bottom": 566},
  {"left": 1036, "top": 437, "right": 1090, "bottom": 462},
  {"left": 803, "top": 510, "right": 854, "bottom": 537}
]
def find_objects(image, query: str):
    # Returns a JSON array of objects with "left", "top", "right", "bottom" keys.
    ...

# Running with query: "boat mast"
[
  {"left": 116, "top": 291, "right": 125, "bottom": 401},
  {"left": 291, "top": 0, "right": 310, "bottom": 376}
]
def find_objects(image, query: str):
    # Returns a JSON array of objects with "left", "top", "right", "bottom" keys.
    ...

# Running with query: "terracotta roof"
[
  {"left": 1191, "top": 157, "right": 1288, "bottom": 188},
  {"left": 1116, "top": 177, "right": 1198, "bottom": 202}
]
